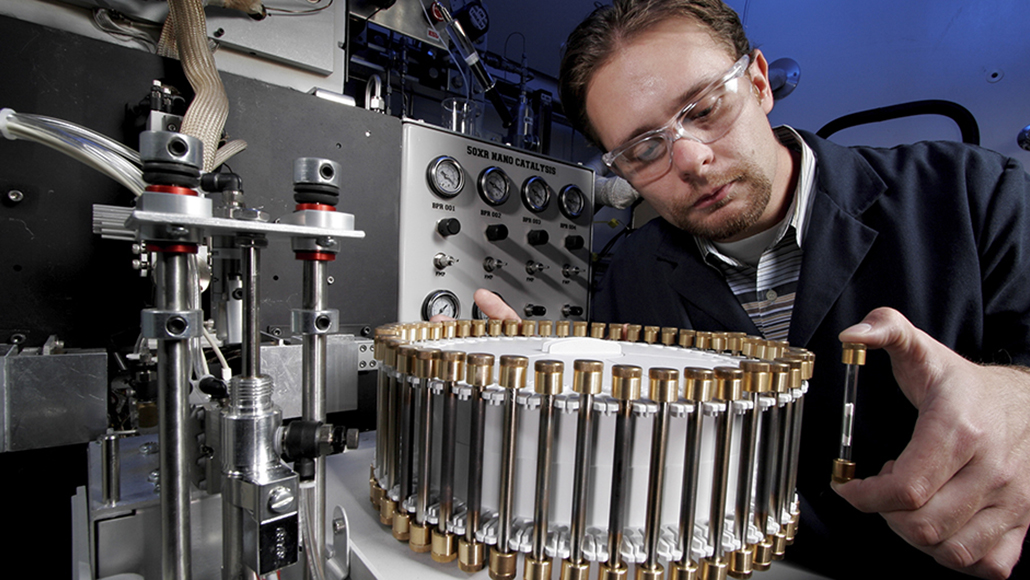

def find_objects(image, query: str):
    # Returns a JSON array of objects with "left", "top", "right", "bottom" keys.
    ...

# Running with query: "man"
[{"left": 477, "top": 1, "right": 1030, "bottom": 578}]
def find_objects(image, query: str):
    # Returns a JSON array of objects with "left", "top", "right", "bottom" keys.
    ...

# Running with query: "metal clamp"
[
  {"left": 291, "top": 309, "right": 340, "bottom": 335},
  {"left": 141, "top": 309, "right": 203, "bottom": 340}
]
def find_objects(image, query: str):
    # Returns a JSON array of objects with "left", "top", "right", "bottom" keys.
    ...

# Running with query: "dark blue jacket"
[{"left": 593, "top": 130, "right": 1030, "bottom": 578}]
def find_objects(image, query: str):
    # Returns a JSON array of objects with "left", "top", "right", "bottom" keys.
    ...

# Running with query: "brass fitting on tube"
[
  {"left": 471, "top": 319, "right": 486, "bottom": 337},
  {"left": 700, "top": 559, "right": 727, "bottom": 580},
  {"left": 694, "top": 331, "right": 712, "bottom": 351},
  {"left": 661, "top": 327, "right": 677, "bottom": 345},
  {"left": 431, "top": 529, "right": 457, "bottom": 563},
  {"left": 591, "top": 322, "right": 607, "bottom": 338},
  {"left": 504, "top": 320, "right": 520, "bottom": 337},
  {"left": 467, "top": 353, "right": 495, "bottom": 386},
  {"left": 728, "top": 547, "right": 753, "bottom": 579},
  {"left": 643, "top": 325, "right": 659, "bottom": 344},
  {"left": 649, "top": 367, "right": 680, "bottom": 403},
  {"left": 626, "top": 324, "right": 641, "bottom": 342},
  {"left": 573, "top": 321, "right": 589, "bottom": 337},
  {"left": 560, "top": 560, "right": 591, "bottom": 580},
  {"left": 489, "top": 319, "right": 503, "bottom": 337},
  {"left": 409, "top": 521, "right": 432, "bottom": 553},
  {"left": 379, "top": 497, "right": 395, "bottom": 526},
  {"left": 490, "top": 548, "right": 518, "bottom": 580},
  {"left": 635, "top": 563, "right": 664, "bottom": 580},
  {"left": 599, "top": 562, "right": 630, "bottom": 580},
  {"left": 678, "top": 329, "right": 696, "bottom": 348},
  {"left": 557, "top": 320, "right": 571, "bottom": 337},
  {"left": 392, "top": 511, "right": 410, "bottom": 541},
  {"left": 539, "top": 320, "right": 554, "bottom": 337},
  {"left": 609, "top": 324, "right": 624, "bottom": 341},
  {"left": 670, "top": 560, "right": 699, "bottom": 580},
  {"left": 459, "top": 537, "right": 485, "bottom": 572},
  {"left": 524, "top": 556, "right": 553, "bottom": 580},
  {"left": 612, "top": 365, "right": 643, "bottom": 401},
  {"left": 752, "top": 536, "right": 773, "bottom": 571},
  {"left": 522, "top": 320, "right": 538, "bottom": 337}
]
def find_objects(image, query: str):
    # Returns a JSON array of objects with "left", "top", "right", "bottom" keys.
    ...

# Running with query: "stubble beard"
[{"left": 667, "top": 164, "right": 773, "bottom": 242}]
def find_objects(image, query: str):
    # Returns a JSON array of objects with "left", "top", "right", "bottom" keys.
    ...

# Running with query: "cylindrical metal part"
[
  {"left": 573, "top": 321, "right": 588, "bottom": 337},
  {"left": 490, "top": 549, "right": 518, "bottom": 580},
  {"left": 301, "top": 259, "right": 327, "bottom": 577},
  {"left": 591, "top": 322, "right": 607, "bottom": 338},
  {"left": 465, "top": 353, "right": 494, "bottom": 547},
  {"left": 678, "top": 329, "right": 696, "bottom": 348},
  {"left": 625, "top": 325, "right": 641, "bottom": 342},
  {"left": 155, "top": 252, "right": 192, "bottom": 580},
  {"left": 606, "top": 365, "right": 642, "bottom": 571},
  {"left": 101, "top": 432, "right": 120, "bottom": 505},
  {"left": 707, "top": 368, "right": 741, "bottom": 568},
  {"left": 525, "top": 556, "right": 553, "bottom": 580},
  {"left": 459, "top": 537, "right": 486, "bottom": 572},
  {"left": 560, "top": 559, "right": 590, "bottom": 580},
  {"left": 661, "top": 327, "right": 677, "bottom": 345},
  {"left": 538, "top": 320, "right": 554, "bottom": 337},
  {"left": 414, "top": 349, "right": 439, "bottom": 533},
  {"left": 240, "top": 243, "right": 261, "bottom": 379},
  {"left": 435, "top": 351, "right": 465, "bottom": 545},
  {"left": 643, "top": 325, "right": 659, "bottom": 344},
  {"left": 677, "top": 367, "right": 714, "bottom": 573},
  {"left": 395, "top": 345, "right": 417, "bottom": 542}
]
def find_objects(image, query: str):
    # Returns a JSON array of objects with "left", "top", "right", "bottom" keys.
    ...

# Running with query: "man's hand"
[
  {"left": 471, "top": 289, "right": 521, "bottom": 321},
  {"left": 834, "top": 307, "right": 1030, "bottom": 579}
]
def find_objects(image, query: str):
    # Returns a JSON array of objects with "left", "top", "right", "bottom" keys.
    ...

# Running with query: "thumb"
[{"left": 837, "top": 307, "right": 943, "bottom": 408}]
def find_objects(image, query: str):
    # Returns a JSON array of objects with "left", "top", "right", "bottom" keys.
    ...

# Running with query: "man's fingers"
[{"left": 473, "top": 289, "right": 521, "bottom": 321}]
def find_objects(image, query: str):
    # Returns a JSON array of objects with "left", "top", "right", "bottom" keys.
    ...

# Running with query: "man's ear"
[{"left": 750, "top": 49, "right": 775, "bottom": 114}]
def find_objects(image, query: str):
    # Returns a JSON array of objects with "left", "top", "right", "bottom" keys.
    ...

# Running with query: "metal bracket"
[
  {"left": 291, "top": 309, "right": 340, "bottom": 335},
  {"left": 140, "top": 309, "right": 203, "bottom": 340}
]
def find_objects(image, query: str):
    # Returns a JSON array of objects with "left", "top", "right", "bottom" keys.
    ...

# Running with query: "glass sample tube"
[
  {"left": 561, "top": 360, "right": 603, "bottom": 580},
  {"left": 833, "top": 343, "right": 867, "bottom": 483},
  {"left": 432, "top": 350, "right": 466, "bottom": 563},
  {"left": 525, "top": 360, "right": 564, "bottom": 580},
  {"left": 637, "top": 368, "right": 679, "bottom": 580},
  {"left": 671, "top": 368, "right": 714, "bottom": 580},
  {"left": 490, "top": 355, "right": 528, "bottom": 580},
  {"left": 599, "top": 365, "right": 642, "bottom": 580},
  {"left": 459, "top": 353, "right": 494, "bottom": 573}
]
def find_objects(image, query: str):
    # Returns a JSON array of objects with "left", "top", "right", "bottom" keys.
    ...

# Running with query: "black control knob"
[
  {"left": 562, "top": 304, "right": 585, "bottom": 317},
  {"left": 437, "top": 218, "right": 461, "bottom": 237},
  {"left": 524, "top": 304, "right": 547, "bottom": 317},
  {"left": 486, "top": 224, "right": 509, "bottom": 242},
  {"left": 528, "top": 230, "right": 549, "bottom": 246},
  {"left": 565, "top": 235, "right": 585, "bottom": 251}
]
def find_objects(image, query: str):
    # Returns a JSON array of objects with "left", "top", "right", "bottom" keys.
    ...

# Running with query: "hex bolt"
[
  {"left": 327, "top": 276, "right": 335, "bottom": 285},
  {"left": 333, "top": 518, "right": 347, "bottom": 535},
  {"left": 140, "top": 441, "right": 159, "bottom": 455}
]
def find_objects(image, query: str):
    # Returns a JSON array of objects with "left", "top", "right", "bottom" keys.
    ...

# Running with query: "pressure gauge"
[
  {"left": 478, "top": 166, "right": 510, "bottom": 206},
  {"left": 558, "top": 185, "right": 586, "bottom": 220},
  {"left": 521, "top": 176, "right": 552, "bottom": 213},
  {"left": 427, "top": 156, "right": 465, "bottom": 199},
  {"left": 422, "top": 289, "right": 461, "bottom": 320}
]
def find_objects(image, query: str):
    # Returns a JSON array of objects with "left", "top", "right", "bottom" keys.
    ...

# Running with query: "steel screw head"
[
  {"left": 268, "top": 486, "right": 295, "bottom": 514},
  {"left": 7, "top": 190, "right": 24, "bottom": 203}
]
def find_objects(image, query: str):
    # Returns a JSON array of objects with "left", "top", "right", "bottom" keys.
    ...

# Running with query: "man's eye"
[
  {"left": 688, "top": 97, "right": 721, "bottom": 123},
  {"left": 627, "top": 138, "right": 665, "bottom": 163}
]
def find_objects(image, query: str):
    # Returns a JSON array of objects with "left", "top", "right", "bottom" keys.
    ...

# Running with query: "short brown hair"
[{"left": 559, "top": 0, "right": 751, "bottom": 147}]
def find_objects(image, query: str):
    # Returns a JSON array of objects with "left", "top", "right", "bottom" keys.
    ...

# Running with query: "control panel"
[{"left": 398, "top": 120, "right": 593, "bottom": 322}]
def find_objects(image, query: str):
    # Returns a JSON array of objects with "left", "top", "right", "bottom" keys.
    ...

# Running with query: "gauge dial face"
[
  {"left": 422, "top": 289, "right": 460, "bottom": 321},
  {"left": 521, "top": 176, "right": 552, "bottom": 213},
  {"left": 427, "top": 156, "right": 465, "bottom": 199},
  {"left": 559, "top": 185, "right": 586, "bottom": 220},
  {"left": 478, "top": 166, "right": 510, "bottom": 206}
]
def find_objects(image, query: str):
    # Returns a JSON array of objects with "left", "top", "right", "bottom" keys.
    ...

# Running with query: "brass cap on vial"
[
  {"left": 775, "top": 357, "right": 803, "bottom": 390},
  {"left": 661, "top": 327, "right": 678, "bottom": 345},
  {"left": 443, "top": 319, "right": 457, "bottom": 338},
  {"left": 649, "top": 367, "right": 680, "bottom": 403},
  {"left": 714, "top": 367, "right": 744, "bottom": 401},
  {"left": 524, "top": 556, "right": 553, "bottom": 580},
  {"left": 471, "top": 319, "right": 487, "bottom": 337},
  {"left": 626, "top": 324, "right": 642, "bottom": 342},
  {"left": 643, "top": 325, "right": 659, "bottom": 344},
  {"left": 500, "top": 355, "right": 529, "bottom": 390},
  {"left": 768, "top": 360, "right": 790, "bottom": 394},
  {"left": 415, "top": 322, "right": 429, "bottom": 342},
  {"left": 695, "top": 331, "right": 712, "bottom": 351},
  {"left": 431, "top": 529, "right": 458, "bottom": 563},
  {"left": 771, "top": 531, "right": 787, "bottom": 559},
  {"left": 598, "top": 562, "right": 630, "bottom": 580},
  {"left": 458, "top": 538, "right": 486, "bottom": 572},
  {"left": 700, "top": 558, "right": 727, "bottom": 580},
  {"left": 522, "top": 320, "right": 538, "bottom": 337},
  {"left": 728, "top": 547, "right": 754, "bottom": 579},
  {"left": 591, "top": 322, "right": 607, "bottom": 338},
  {"left": 711, "top": 332, "right": 727, "bottom": 353},
  {"left": 396, "top": 345, "right": 417, "bottom": 375},
  {"left": 727, "top": 332, "right": 746, "bottom": 355},
  {"left": 832, "top": 458, "right": 856, "bottom": 483},
  {"left": 489, "top": 319, "right": 503, "bottom": 337},
  {"left": 415, "top": 348, "right": 440, "bottom": 379},
  {"left": 635, "top": 563, "right": 665, "bottom": 580},
  {"left": 409, "top": 521, "right": 432, "bottom": 553},
  {"left": 503, "top": 319, "right": 520, "bottom": 337},
  {"left": 429, "top": 321, "right": 443, "bottom": 341},
  {"left": 669, "top": 560, "right": 699, "bottom": 580},
  {"left": 556, "top": 320, "right": 571, "bottom": 337},
  {"left": 379, "top": 497, "right": 396, "bottom": 526},
  {"left": 842, "top": 342, "right": 867, "bottom": 365},
  {"left": 538, "top": 320, "right": 554, "bottom": 337},
  {"left": 489, "top": 549, "right": 518, "bottom": 580},
  {"left": 573, "top": 321, "right": 589, "bottom": 337},
  {"left": 679, "top": 328, "right": 696, "bottom": 348},
  {"left": 684, "top": 367, "right": 715, "bottom": 402},
  {"left": 467, "top": 353, "right": 496, "bottom": 387},
  {"left": 787, "top": 347, "right": 815, "bottom": 380},
  {"left": 611, "top": 365, "right": 643, "bottom": 401},
  {"left": 392, "top": 511, "right": 410, "bottom": 541},
  {"left": 437, "top": 350, "right": 467, "bottom": 382},
  {"left": 573, "top": 359, "right": 604, "bottom": 395},
  {"left": 535, "top": 359, "right": 565, "bottom": 396},
  {"left": 384, "top": 338, "right": 403, "bottom": 368},
  {"left": 609, "top": 324, "right": 624, "bottom": 341},
  {"left": 370, "top": 482, "right": 383, "bottom": 509},
  {"left": 740, "top": 360, "right": 771, "bottom": 393},
  {"left": 752, "top": 536, "right": 773, "bottom": 571},
  {"left": 560, "top": 559, "right": 591, "bottom": 580}
]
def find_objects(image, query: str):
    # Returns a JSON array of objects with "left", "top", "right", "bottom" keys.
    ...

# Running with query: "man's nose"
[{"left": 670, "top": 134, "right": 714, "bottom": 179}]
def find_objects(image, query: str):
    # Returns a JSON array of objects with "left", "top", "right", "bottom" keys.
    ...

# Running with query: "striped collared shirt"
[{"left": 694, "top": 126, "right": 816, "bottom": 340}]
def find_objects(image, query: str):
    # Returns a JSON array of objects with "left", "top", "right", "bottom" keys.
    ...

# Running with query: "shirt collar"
[{"left": 694, "top": 125, "right": 816, "bottom": 267}]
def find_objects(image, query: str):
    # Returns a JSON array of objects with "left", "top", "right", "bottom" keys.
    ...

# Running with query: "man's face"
[{"left": 585, "top": 18, "right": 790, "bottom": 242}]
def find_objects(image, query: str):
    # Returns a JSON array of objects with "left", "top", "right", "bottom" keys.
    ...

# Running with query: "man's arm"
[{"left": 835, "top": 307, "right": 1030, "bottom": 579}]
